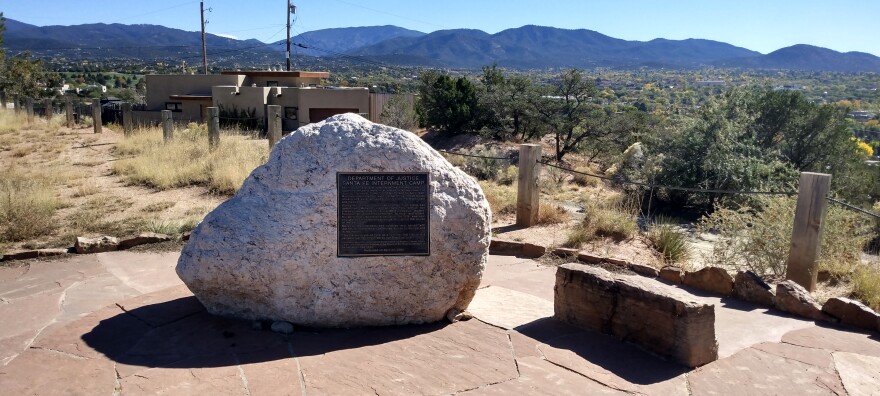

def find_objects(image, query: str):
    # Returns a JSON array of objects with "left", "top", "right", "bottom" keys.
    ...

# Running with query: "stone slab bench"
[{"left": 554, "top": 263, "right": 718, "bottom": 368}]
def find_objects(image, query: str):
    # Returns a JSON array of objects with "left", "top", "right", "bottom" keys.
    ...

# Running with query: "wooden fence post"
[
  {"left": 26, "top": 98, "right": 34, "bottom": 124},
  {"left": 516, "top": 144, "right": 542, "bottom": 227},
  {"left": 44, "top": 98, "right": 53, "bottom": 118},
  {"left": 91, "top": 98, "right": 102, "bottom": 133},
  {"left": 122, "top": 103, "right": 133, "bottom": 137},
  {"left": 13, "top": 95, "right": 20, "bottom": 114},
  {"left": 267, "top": 105, "right": 282, "bottom": 148},
  {"left": 65, "top": 97, "right": 74, "bottom": 128},
  {"left": 785, "top": 172, "right": 832, "bottom": 292},
  {"left": 207, "top": 107, "right": 220, "bottom": 149},
  {"left": 161, "top": 110, "right": 174, "bottom": 142}
]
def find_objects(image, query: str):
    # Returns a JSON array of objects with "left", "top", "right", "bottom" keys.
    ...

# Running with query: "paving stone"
[
  {"left": 0, "top": 255, "right": 103, "bottom": 301},
  {"left": 53, "top": 273, "right": 141, "bottom": 324},
  {"left": 0, "top": 348, "right": 116, "bottom": 395},
  {"left": 688, "top": 347, "right": 845, "bottom": 395},
  {"left": 116, "top": 311, "right": 289, "bottom": 378},
  {"left": 751, "top": 342, "right": 834, "bottom": 369},
  {"left": 821, "top": 297, "right": 880, "bottom": 331},
  {"left": 97, "top": 251, "right": 183, "bottom": 294},
  {"left": 118, "top": 353, "right": 247, "bottom": 395},
  {"left": 781, "top": 325, "right": 880, "bottom": 357},
  {"left": 468, "top": 286, "right": 553, "bottom": 329},
  {"left": 682, "top": 266, "right": 734, "bottom": 295},
  {"left": 115, "top": 284, "right": 204, "bottom": 327},
  {"left": 0, "top": 290, "right": 63, "bottom": 365},
  {"left": 293, "top": 320, "right": 518, "bottom": 395},
  {"left": 463, "top": 356, "right": 628, "bottom": 395},
  {"left": 732, "top": 270, "right": 775, "bottom": 307},
  {"left": 508, "top": 318, "right": 585, "bottom": 359},
  {"left": 32, "top": 304, "right": 152, "bottom": 360},
  {"left": 833, "top": 352, "right": 880, "bottom": 396},
  {"left": 236, "top": 347, "right": 304, "bottom": 396},
  {"left": 536, "top": 332, "right": 690, "bottom": 395},
  {"left": 0, "top": 264, "right": 28, "bottom": 284}
]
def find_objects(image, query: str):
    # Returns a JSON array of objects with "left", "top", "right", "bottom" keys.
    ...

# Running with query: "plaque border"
[{"left": 336, "top": 171, "right": 431, "bottom": 257}]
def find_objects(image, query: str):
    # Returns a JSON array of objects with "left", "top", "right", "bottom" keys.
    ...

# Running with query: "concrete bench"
[{"left": 554, "top": 263, "right": 718, "bottom": 368}]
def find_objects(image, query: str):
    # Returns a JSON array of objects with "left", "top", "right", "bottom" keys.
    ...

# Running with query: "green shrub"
[
  {"left": 648, "top": 218, "right": 691, "bottom": 264},
  {"left": 699, "top": 196, "right": 871, "bottom": 277}
]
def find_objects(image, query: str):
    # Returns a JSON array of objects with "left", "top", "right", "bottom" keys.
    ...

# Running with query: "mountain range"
[{"left": 4, "top": 18, "right": 880, "bottom": 73}]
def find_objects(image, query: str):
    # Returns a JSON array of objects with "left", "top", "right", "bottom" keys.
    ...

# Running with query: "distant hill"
[
  {"left": 3, "top": 18, "right": 879, "bottom": 73},
  {"left": 274, "top": 25, "right": 425, "bottom": 57},
  {"left": 348, "top": 25, "right": 762, "bottom": 69},
  {"left": 3, "top": 18, "right": 276, "bottom": 60},
  {"left": 715, "top": 44, "right": 880, "bottom": 73}
]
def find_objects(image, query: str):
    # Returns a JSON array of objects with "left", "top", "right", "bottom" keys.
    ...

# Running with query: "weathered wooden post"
[
  {"left": 267, "top": 105, "right": 282, "bottom": 148},
  {"left": 91, "top": 98, "right": 102, "bottom": 133},
  {"left": 207, "top": 106, "right": 220, "bottom": 149},
  {"left": 43, "top": 98, "right": 53, "bottom": 119},
  {"left": 65, "top": 97, "right": 74, "bottom": 128},
  {"left": 785, "top": 172, "right": 832, "bottom": 292},
  {"left": 26, "top": 98, "right": 35, "bottom": 124},
  {"left": 516, "top": 143, "right": 542, "bottom": 227},
  {"left": 13, "top": 95, "right": 21, "bottom": 114},
  {"left": 122, "top": 102, "right": 133, "bottom": 137},
  {"left": 161, "top": 110, "right": 174, "bottom": 142}
]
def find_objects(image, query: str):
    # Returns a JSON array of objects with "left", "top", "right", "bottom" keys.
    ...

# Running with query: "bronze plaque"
[{"left": 337, "top": 172, "right": 431, "bottom": 257}]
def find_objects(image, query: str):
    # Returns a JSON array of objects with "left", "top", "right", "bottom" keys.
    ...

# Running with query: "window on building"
[
  {"left": 165, "top": 102, "right": 182, "bottom": 112},
  {"left": 285, "top": 107, "right": 298, "bottom": 120},
  {"left": 267, "top": 81, "right": 279, "bottom": 87}
]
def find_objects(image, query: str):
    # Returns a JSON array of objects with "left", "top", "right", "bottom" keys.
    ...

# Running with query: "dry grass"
[
  {"left": 564, "top": 197, "right": 638, "bottom": 247},
  {"left": 537, "top": 204, "right": 569, "bottom": 225},
  {"left": 113, "top": 124, "right": 268, "bottom": 194},
  {"left": 570, "top": 165, "right": 601, "bottom": 187},
  {"left": 852, "top": 265, "right": 880, "bottom": 311},
  {"left": 480, "top": 180, "right": 517, "bottom": 217},
  {"left": 0, "top": 167, "right": 61, "bottom": 243}
]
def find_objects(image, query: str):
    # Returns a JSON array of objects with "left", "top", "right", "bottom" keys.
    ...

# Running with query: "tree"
[
  {"left": 380, "top": 94, "right": 418, "bottom": 131},
  {"left": 650, "top": 88, "right": 865, "bottom": 207},
  {"left": 417, "top": 72, "right": 478, "bottom": 134},
  {"left": 476, "top": 65, "right": 543, "bottom": 141},
  {"left": 533, "top": 69, "right": 603, "bottom": 161},
  {"left": 0, "top": 14, "right": 58, "bottom": 100}
]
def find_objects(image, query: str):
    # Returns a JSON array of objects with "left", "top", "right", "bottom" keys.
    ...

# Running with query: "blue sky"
[{"left": 3, "top": 1, "right": 879, "bottom": 56}]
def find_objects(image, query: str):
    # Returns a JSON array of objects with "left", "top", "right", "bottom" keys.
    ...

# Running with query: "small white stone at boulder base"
[
  {"left": 176, "top": 114, "right": 491, "bottom": 327},
  {"left": 271, "top": 321, "right": 294, "bottom": 334}
]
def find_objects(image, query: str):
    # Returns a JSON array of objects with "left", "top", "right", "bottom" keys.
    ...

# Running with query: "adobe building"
[{"left": 140, "top": 71, "right": 369, "bottom": 130}]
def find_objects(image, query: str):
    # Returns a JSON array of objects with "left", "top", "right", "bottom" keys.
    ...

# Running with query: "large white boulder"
[{"left": 176, "top": 114, "right": 491, "bottom": 327}]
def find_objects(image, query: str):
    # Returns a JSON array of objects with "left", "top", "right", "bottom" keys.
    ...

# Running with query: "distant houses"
[{"left": 139, "top": 70, "right": 370, "bottom": 130}]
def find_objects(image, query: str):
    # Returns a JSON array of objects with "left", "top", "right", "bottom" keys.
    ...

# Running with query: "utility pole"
[
  {"left": 201, "top": 1, "right": 209, "bottom": 74},
  {"left": 286, "top": 0, "right": 296, "bottom": 71}
]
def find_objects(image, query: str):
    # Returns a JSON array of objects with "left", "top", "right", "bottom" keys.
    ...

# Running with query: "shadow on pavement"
[
  {"left": 82, "top": 296, "right": 450, "bottom": 370},
  {"left": 515, "top": 317, "right": 689, "bottom": 384}
]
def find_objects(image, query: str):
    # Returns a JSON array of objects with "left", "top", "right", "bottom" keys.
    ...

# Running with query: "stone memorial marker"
[{"left": 177, "top": 114, "right": 491, "bottom": 327}]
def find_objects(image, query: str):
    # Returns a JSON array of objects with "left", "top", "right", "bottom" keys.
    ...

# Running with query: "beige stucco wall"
[
  {"left": 145, "top": 74, "right": 243, "bottom": 111},
  {"left": 244, "top": 76, "right": 323, "bottom": 88},
  {"left": 212, "top": 86, "right": 271, "bottom": 122}
]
